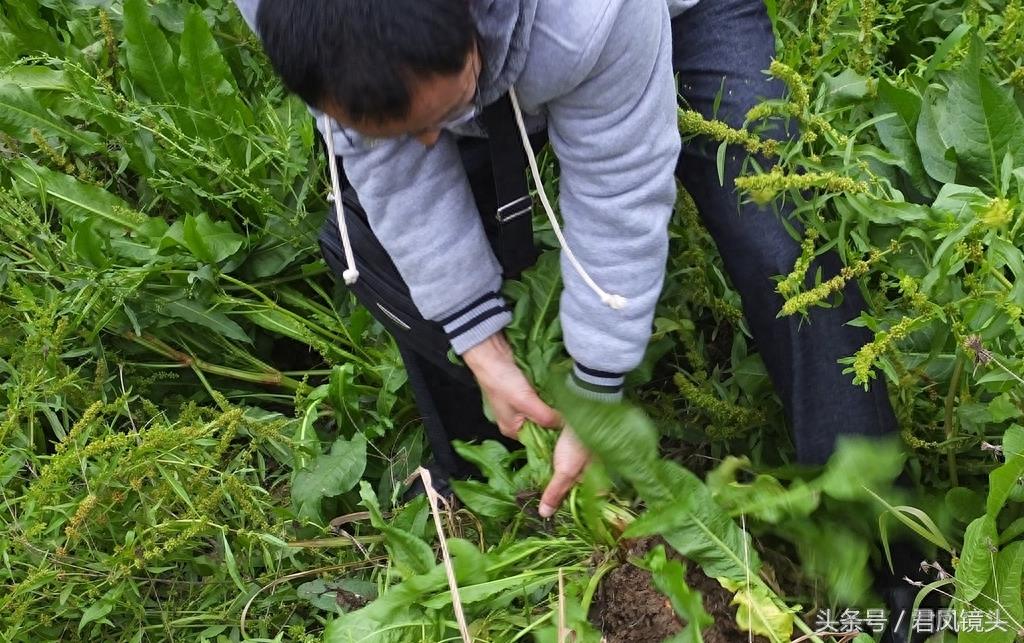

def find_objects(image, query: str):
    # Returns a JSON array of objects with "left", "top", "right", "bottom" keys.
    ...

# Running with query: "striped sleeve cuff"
[
  {"left": 567, "top": 362, "right": 625, "bottom": 403},
  {"left": 438, "top": 291, "right": 513, "bottom": 355}
]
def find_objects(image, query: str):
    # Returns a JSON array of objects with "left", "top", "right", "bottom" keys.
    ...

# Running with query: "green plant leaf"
[
  {"left": 9, "top": 159, "right": 139, "bottom": 230},
  {"left": 955, "top": 515, "right": 998, "bottom": 603},
  {"left": 719, "top": 578, "right": 795, "bottom": 642},
  {"left": 787, "top": 519, "right": 873, "bottom": 603},
  {"left": 181, "top": 213, "right": 245, "bottom": 264},
  {"left": 988, "top": 393, "right": 1021, "bottom": 423},
  {"left": 179, "top": 5, "right": 251, "bottom": 147},
  {"left": 945, "top": 486, "right": 985, "bottom": 523},
  {"left": 179, "top": 7, "right": 238, "bottom": 115},
  {"left": 450, "top": 480, "right": 518, "bottom": 519},
  {"left": 163, "top": 298, "right": 250, "bottom": 343},
  {"left": 451, "top": 440, "right": 515, "bottom": 494},
  {"left": 639, "top": 545, "right": 713, "bottom": 643},
  {"left": 123, "top": 0, "right": 182, "bottom": 102},
  {"left": 623, "top": 460, "right": 761, "bottom": 582},
  {"left": 69, "top": 217, "right": 112, "bottom": 269},
  {"left": 503, "top": 251, "right": 563, "bottom": 388},
  {"left": 917, "top": 88, "right": 957, "bottom": 184},
  {"left": 292, "top": 434, "right": 367, "bottom": 523},
  {"left": 358, "top": 482, "right": 435, "bottom": 577},
  {"left": 551, "top": 375, "right": 759, "bottom": 581},
  {"left": 0, "top": 83, "right": 101, "bottom": 152},
  {"left": 874, "top": 79, "right": 930, "bottom": 193},
  {"left": 1004, "top": 424, "right": 1024, "bottom": 459},
  {"left": 715, "top": 475, "right": 820, "bottom": 523},
  {"left": 221, "top": 531, "right": 245, "bottom": 592},
  {"left": 938, "top": 38, "right": 1024, "bottom": 184},
  {"left": 987, "top": 453, "right": 1024, "bottom": 518},
  {"left": 957, "top": 541, "right": 1024, "bottom": 643},
  {"left": 822, "top": 68, "right": 872, "bottom": 107},
  {"left": 78, "top": 597, "right": 115, "bottom": 633},
  {"left": 814, "top": 436, "right": 905, "bottom": 501}
]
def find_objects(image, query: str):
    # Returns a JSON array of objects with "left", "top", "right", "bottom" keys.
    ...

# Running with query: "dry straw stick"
[
  {"left": 418, "top": 466, "right": 472, "bottom": 643},
  {"left": 557, "top": 568, "right": 568, "bottom": 643}
]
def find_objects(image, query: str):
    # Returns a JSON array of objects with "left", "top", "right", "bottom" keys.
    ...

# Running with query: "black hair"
[{"left": 255, "top": 0, "right": 477, "bottom": 123}]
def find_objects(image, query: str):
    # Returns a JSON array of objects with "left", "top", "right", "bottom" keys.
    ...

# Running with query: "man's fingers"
[
  {"left": 539, "top": 469, "right": 577, "bottom": 518},
  {"left": 520, "top": 392, "right": 562, "bottom": 429}
]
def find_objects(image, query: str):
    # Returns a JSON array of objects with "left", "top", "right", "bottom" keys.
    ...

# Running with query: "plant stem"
[
  {"left": 124, "top": 332, "right": 311, "bottom": 393},
  {"left": 943, "top": 354, "right": 965, "bottom": 487}
]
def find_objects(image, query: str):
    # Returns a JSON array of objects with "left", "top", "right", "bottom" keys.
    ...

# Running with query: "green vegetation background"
[{"left": 2, "top": 0, "right": 1023, "bottom": 641}]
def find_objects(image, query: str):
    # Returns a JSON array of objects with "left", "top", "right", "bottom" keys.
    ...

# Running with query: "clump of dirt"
[{"left": 590, "top": 538, "right": 771, "bottom": 643}]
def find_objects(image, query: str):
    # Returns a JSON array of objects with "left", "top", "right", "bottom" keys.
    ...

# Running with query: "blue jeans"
[
  {"left": 670, "top": 0, "right": 897, "bottom": 463},
  {"left": 320, "top": 0, "right": 898, "bottom": 475}
]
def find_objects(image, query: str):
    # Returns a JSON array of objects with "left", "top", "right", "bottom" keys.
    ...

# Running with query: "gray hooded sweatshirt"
[{"left": 235, "top": 0, "right": 698, "bottom": 394}]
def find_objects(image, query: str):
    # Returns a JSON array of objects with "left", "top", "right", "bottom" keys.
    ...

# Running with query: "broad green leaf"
[
  {"left": 123, "top": 0, "right": 182, "bottom": 103},
  {"left": 1005, "top": 425, "right": 1024, "bottom": 459},
  {"left": 503, "top": 251, "right": 563, "bottom": 388},
  {"left": 957, "top": 541, "right": 1024, "bottom": 643},
  {"left": 163, "top": 298, "right": 250, "bottom": 343},
  {"left": 421, "top": 573, "right": 550, "bottom": 610},
  {"left": 624, "top": 460, "right": 761, "bottom": 581},
  {"left": 180, "top": 8, "right": 238, "bottom": 114},
  {"left": 995, "top": 542, "right": 1024, "bottom": 632},
  {"left": 551, "top": 374, "right": 759, "bottom": 580},
  {"left": 451, "top": 440, "right": 515, "bottom": 493},
  {"left": 297, "top": 579, "right": 345, "bottom": 614},
  {"left": 874, "top": 79, "right": 930, "bottom": 193},
  {"left": 292, "top": 434, "right": 367, "bottom": 523},
  {"left": 715, "top": 475, "right": 820, "bottom": 523},
  {"left": 9, "top": 159, "right": 140, "bottom": 230},
  {"left": 358, "top": 482, "right": 434, "bottom": 577},
  {"left": 814, "top": 436, "right": 904, "bottom": 501},
  {"left": 514, "top": 421, "right": 554, "bottom": 491},
  {"left": 955, "top": 515, "right": 998, "bottom": 603},
  {"left": 181, "top": 213, "right": 245, "bottom": 264},
  {"left": 938, "top": 38, "right": 1024, "bottom": 184},
  {"left": 786, "top": 520, "right": 872, "bottom": 603},
  {"left": 293, "top": 399, "right": 321, "bottom": 472},
  {"left": 69, "top": 217, "right": 112, "bottom": 269},
  {"left": 0, "top": 65, "right": 68, "bottom": 91},
  {"left": 988, "top": 393, "right": 1021, "bottom": 423},
  {"left": 987, "top": 454, "right": 1024, "bottom": 517},
  {"left": 945, "top": 487, "right": 985, "bottom": 523},
  {"left": 324, "top": 558, "right": 455, "bottom": 642},
  {"left": 923, "top": 22, "right": 972, "bottom": 82},
  {"left": 719, "top": 578, "right": 795, "bottom": 642},
  {"left": 917, "top": 89, "right": 957, "bottom": 184},
  {"left": 640, "top": 545, "right": 713, "bottom": 643},
  {"left": 822, "top": 68, "right": 872, "bottom": 107},
  {"left": 449, "top": 479, "right": 517, "bottom": 518},
  {"left": 0, "top": 83, "right": 101, "bottom": 152},
  {"left": 179, "top": 5, "right": 251, "bottom": 149},
  {"left": 221, "top": 531, "right": 245, "bottom": 592},
  {"left": 840, "top": 193, "right": 931, "bottom": 226},
  {"left": 78, "top": 597, "right": 115, "bottom": 633}
]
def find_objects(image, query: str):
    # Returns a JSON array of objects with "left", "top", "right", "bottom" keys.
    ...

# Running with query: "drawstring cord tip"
[
  {"left": 601, "top": 293, "right": 628, "bottom": 310},
  {"left": 343, "top": 268, "right": 360, "bottom": 285}
]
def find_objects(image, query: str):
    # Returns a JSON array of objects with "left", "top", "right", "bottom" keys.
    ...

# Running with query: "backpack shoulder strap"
[{"left": 480, "top": 94, "right": 538, "bottom": 279}]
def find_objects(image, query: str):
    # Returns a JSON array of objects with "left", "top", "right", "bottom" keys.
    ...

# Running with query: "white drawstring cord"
[
  {"left": 507, "top": 88, "right": 627, "bottom": 310},
  {"left": 322, "top": 115, "right": 360, "bottom": 285}
]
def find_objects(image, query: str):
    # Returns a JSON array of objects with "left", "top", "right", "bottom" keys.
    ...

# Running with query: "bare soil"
[{"left": 590, "top": 537, "right": 771, "bottom": 643}]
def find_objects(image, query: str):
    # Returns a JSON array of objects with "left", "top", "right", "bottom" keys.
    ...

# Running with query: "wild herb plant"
[{"left": 3, "top": 0, "right": 1024, "bottom": 641}]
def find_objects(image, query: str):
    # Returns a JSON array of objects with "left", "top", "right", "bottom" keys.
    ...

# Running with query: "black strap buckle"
[{"left": 481, "top": 94, "right": 538, "bottom": 279}]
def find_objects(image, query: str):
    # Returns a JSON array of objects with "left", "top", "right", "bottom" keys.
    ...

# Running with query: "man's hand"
[
  {"left": 463, "top": 332, "right": 561, "bottom": 439},
  {"left": 539, "top": 427, "right": 589, "bottom": 518}
]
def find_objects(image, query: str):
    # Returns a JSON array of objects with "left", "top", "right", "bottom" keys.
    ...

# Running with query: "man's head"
[{"left": 256, "top": 0, "right": 481, "bottom": 146}]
